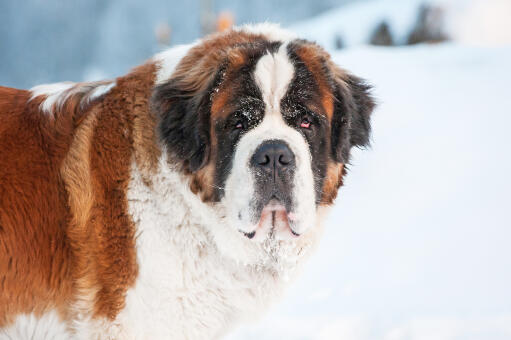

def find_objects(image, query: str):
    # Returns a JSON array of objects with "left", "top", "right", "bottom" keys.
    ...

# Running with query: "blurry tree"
[
  {"left": 155, "top": 22, "right": 172, "bottom": 46},
  {"left": 334, "top": 34, "right": 345, "bottom": 49},
  {"left": 369, "top": 21, "right": 394, "bottom": 46},
  {"left": 407, "top": 4, "right": 448, "bottom": 45},
  {"left": 200, "top": 0, "right": 216, "bottom": 35}
]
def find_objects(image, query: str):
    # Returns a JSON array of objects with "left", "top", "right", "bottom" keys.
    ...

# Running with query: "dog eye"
[
  {"left": 300, "top": 117, "right": 312, "bottom": 129},
  {"left": 234, "top": 120, "right": 245, "bottom": 130}
]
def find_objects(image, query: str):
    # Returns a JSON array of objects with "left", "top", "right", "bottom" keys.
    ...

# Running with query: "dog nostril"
[
  {"left": 259, "top": 155, "right": 270, "bottom": 166},
  {"left": 243, "top": 231, "right": 255, "bottom": 239},
  {"left": 278, "top": 154, "right": 291, "bottom": 166}
]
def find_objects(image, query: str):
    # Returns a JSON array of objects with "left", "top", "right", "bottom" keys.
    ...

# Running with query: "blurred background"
[{"left": 1, "top": 0, "right": 510, "bottom": 339}]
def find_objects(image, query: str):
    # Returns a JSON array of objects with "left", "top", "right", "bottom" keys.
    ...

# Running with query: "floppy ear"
[
  {"left": 330, "top": 69, "right": 375, "bottom": 163},
  {"left": 151, "top": 77, "right": 212, "bottom": 172}
]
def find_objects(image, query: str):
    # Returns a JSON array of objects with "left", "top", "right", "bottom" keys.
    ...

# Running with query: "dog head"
[{"left": 152, "top": 25, "right": 374, "bottom": 264}]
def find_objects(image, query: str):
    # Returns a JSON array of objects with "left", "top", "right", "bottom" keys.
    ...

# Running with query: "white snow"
[{"left": 226, "top": 41, "right": 511, "bottom": 340}]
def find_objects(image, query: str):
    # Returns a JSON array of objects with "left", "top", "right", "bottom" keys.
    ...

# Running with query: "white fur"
[
  {"left": 91, "top": 153, "right": 323, "bottom": 339},
  {"left": 88, "top": 82, "right": 116, "bottom": 101},
  {"left": 0, "top": 311, "right": 71, "bottom": 340},
  {"left": 30, "top": 81, "right": 115, "bottom": 114},
  {"left": 30, "top": 82, "right": 75, "bottom": 114},
  {"left": 153, "top": 44, "right": 193, "bottom": 85},
  {"left": 254, "top": 43, "right": 295, "bottom": 111}
]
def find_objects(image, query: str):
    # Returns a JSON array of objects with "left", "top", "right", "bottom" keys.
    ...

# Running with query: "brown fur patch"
[
  {"left": 60, "top": 110, "right": 100, "bottom": 326},
  {"left": 0, "top": 58, "right": 160, "bottom": 326},
  {"left": 85, "top": 62, "right": 158, "bottom": 320},
  {"left": 294, "top": 44, "right": 337, "bottom": 120},
  {"left": 0, "top": 86, "right": 75, "bottom": 326},
  {"left": 130, "top": 63, "right": 161, "bottom": 182},
  {"left": 210, "top": 86, "right": 233, "bottom": 118},
  {"left": 320, "top": 162, "right": 346, "bottom": 205},
  {"left": 190, "top": 162, "right": 216, "bottom": 202},
  {"left": 61, "top": 62, "right": 158, "bottom": 322},
  {"left": 169, "top": 30, "right": 263, "bottom": 95}
]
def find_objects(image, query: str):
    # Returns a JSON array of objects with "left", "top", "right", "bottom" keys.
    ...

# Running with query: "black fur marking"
[
  {"left": 152, "top": 62, "right": 228, "bottom": 173},
  {"left": 331, "top": 74, "right": 375, "bottom": 164}
]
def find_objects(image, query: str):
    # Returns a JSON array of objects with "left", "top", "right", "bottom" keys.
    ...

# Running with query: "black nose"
[{"left": 251, "top": 140, "right": 295, "bottom": 177}]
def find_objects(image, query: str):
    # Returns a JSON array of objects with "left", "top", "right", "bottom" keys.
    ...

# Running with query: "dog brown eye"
[{"left": 300, "top": 117, "right": 311, "bottom": 129}]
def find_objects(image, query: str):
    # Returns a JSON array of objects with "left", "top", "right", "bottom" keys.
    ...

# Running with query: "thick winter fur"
[{"left": 0, "top": 24, "right": 374, "bottom": 339}]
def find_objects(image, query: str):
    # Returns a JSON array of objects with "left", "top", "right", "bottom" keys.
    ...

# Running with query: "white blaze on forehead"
[{"left": 253, "top": 44, "right": 294, "bottom": 112}]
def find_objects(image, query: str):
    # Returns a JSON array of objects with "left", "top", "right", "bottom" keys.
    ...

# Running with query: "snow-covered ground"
[{"left": 226, "top": 36, "right": 511, "bottom": 340}]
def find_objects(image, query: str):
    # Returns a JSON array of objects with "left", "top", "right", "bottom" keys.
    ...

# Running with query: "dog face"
[{"left": 152, "top": 30, "right": 374, "bottom": 257}]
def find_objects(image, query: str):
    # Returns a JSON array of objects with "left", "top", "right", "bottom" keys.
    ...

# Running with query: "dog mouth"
[{"left": 240, "top": 197, "right": 300, "bottom": 240}]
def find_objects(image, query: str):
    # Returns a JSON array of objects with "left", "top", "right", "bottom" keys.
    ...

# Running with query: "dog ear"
[
  {"left": 151, "top": 60, "right": 227, "bottom": 173},
  {"left": 152, "top": 78, "right": 210, "bottom": 172},
  {"left": 330, "top": 67, "right": 375, "bottom": 163}
]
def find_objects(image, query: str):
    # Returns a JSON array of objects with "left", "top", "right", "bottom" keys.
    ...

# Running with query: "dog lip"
[
  {"left": 264, "top": 199, "right": 287, "bottom": 212},
  {"left": 289, "top": 228, "right": 300, "bottom": 237},
  {"left": 242, "top": 201, "right": 299, "bottom": 240}
]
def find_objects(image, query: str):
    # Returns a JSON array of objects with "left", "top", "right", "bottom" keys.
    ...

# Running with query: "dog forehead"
[
  {"left": 250, "top": 42, "right": 335, "bottom": 122},
  {"left": 253, "top": 44, "right": 295, "bottom": 113},
  {"left": 208, "top": 38, "right": 336, "bottom": 129}
]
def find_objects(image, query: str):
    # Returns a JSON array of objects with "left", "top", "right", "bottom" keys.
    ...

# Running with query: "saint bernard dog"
[{"left": 0, "top": 24, "right": 374, "bottom": 339}]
